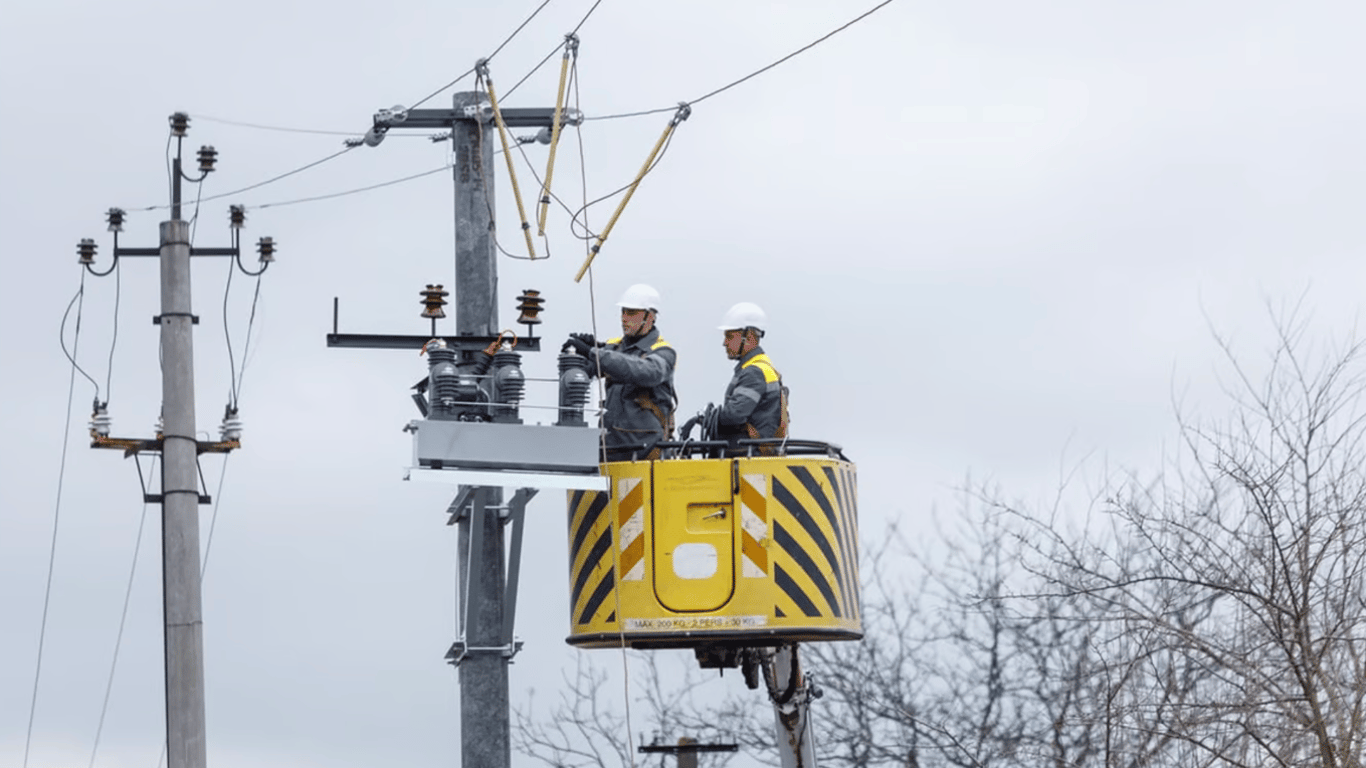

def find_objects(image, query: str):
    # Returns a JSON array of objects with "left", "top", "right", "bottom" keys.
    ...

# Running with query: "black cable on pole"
[
  {"left": 222, "top": 250, "right": 240, "bottom": 408},
  {"left": 88, "top": 472, "right": 155, "bottom": 768},
  {"left": 26, "top": 274, "right": 92, "bottom": 768},
  {"left": 60, "top": 281, "right": 101, "bottom": 398},
  {"left": 104, "top": 260, "right": 121, "bottom": 403},
  {"left": 409, "top": 0, "right": 557, "bottom": 110},
  {"left": 235, "top": 275, "right": 266, "bottom": 403}
]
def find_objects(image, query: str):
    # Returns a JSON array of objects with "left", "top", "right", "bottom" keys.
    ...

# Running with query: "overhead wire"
[
  {"left": 192, "top": 114, "right": 362, "bottom": 137},
  {"left": 88, "top": 469, "right": 155, "bottom": 768},
  {"left": 569, "top": 53, "right": 636, "bottom": 768},
  {"left": 60, "top": 279, "right": 101, "bottom": 399},
  {"left": 103, "top": 260, "right": 121, "bottom": 403},
  {"left": 128, "top": 146, "right": 358, "bottom": 213},
  {"left": 26, "top": 272, "right": 93, "bottom": 768},
  {"left": 408, "top": 0, "right": 556, "bottom": 110},
  {"left": 584, "top": 0, "right": 897, "bottom": 122}
]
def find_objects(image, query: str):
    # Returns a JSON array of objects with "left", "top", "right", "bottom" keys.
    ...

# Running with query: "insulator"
[
  {"left": 492, "top": 348, "right": 525, "bottom": 424},
  {"left": 197, "top": 145, "right": 218, "bottom": 173},
  {"left": 154, "top": 414, "right": 164, "bottom": 438},
  {"left": 168, "top": 112, "right": 190, "bottom": 137},
  {"left": 228, "top": 205, "right": 246, "bottom": 229},
  {"left": 106, "top": 208, "right": 126, "bottom": 233},
  {"left": 515, "top": 289, "right": 545, "bottom": 326},
  {"left": 77, "top": 238, "right": 97, "bottom": 265},
  {"left": 89, "top": 402, "right": 112, "bottom": 437},
  {"left": 556, "top": 351, "right": 592, "bottom": 427},
  {"left": 420, "top": 284, "right": 449, "bottom": 320},
  {"left": 425, "top": 341, "right": 462, "bottom": 418},
  {"left": 256, "top": 236, "right": 276, "bottom": 263},
  {"left": 220, "top": 408, "right": 243, "bottom": 441}
]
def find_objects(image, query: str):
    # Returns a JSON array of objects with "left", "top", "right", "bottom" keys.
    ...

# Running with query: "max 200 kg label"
[{"left": 624, "top": 615, "right": 768, "bottom": 631}]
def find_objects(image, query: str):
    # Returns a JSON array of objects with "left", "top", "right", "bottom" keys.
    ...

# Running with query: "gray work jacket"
[
  {"left": 596, "top": 327, "right": 677, "bottom": 458},
  {"left": 718, "top": 345, "right": 785, "bottom": 440}
]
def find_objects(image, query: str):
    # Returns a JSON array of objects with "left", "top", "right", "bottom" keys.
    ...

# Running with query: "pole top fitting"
[
  {"left": 564, "top": 32, "right": 580, "bottom": 52},
  {"left": 672, "top": 103, "right": 692, "bottom": 125}
]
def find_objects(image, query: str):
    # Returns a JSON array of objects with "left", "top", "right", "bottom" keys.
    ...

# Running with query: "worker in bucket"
[
  {"left": 711, "top": 302, "right": 788, "bottom": 449},
  {"left": 565, "top": 284, "right": 678, "bottom": 461}
]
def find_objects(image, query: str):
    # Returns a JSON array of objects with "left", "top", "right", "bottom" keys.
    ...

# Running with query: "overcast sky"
[{"left": 5, "top": 1, "right": 1366, "bottom": 766}]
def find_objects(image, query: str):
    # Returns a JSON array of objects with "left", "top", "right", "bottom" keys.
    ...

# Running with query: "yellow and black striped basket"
[{"left": 566, "top": 454, "right": 860, "bottom": 648}]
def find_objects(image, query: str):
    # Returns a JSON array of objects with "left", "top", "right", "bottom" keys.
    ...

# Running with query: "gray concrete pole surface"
[
  {"left": 159, "top": 218, "right": 208, "bottom": 768},
  {"left": 451, "top": 89, "right": 511, "bottom": 768}
]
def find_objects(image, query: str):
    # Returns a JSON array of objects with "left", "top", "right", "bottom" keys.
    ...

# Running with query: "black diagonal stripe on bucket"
[
  {"left": 579, "top": 569, "right": 616, "bottom": 625},
  {"left": 571, "top": 491, "right": 609, "bottom": 564},
  {"left": 773, "top": 476, "right": 844, "bottom": 616},
  {"left": 774, "top": 519, "right": 841, "bottom": 618},
  {"left": 821, "top": 464, "right": 859, "bottom": 616},
  {"left": 572, "top": 527, "right": 612, "bottom": 611},
  {"left": 790, "top": 465, "right": 852, "bottom": 615},
  {"left": 774, "top": 563, "right": 821, "bottom": 618}
]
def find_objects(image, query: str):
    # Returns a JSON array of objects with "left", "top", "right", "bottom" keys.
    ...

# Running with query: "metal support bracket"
[
  {"left": 153, "top": 312, "right": 200, "bottom": 325},
  {"left": 445, "top": 640, "right": 524, "bottom": 667}
]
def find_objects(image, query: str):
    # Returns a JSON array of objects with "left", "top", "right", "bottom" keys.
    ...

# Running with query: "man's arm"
[
  {"left": 718, "top": 367, "right": 765, "bottom": 426},
  {"left": 597, "top": 346, "right": 676, "bottom": 386}
]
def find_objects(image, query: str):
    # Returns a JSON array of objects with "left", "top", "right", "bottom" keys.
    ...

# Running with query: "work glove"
[
  {"left": 569, "top": 332, "right": 601, "bottom": 348},
  {"left": 564, "top": 335, "right": 596, "bottom": 357}
]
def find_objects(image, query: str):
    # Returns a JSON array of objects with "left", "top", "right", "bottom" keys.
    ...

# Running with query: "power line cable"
[
  {"left": 409, "top": 0, "right": 557, "bottom": 110},
  {"left": 26, "top": 273, "right": 92, "bottom": 768},
  {"left": 192, "top": 114, "right": 362, "bottom": 137},
  {"left": 570, "top": 0, "right": 605, "bottom": 35},
  {"left": 87, "top": 470, "right": 155, "bottom": 768},
  {"left": 60, "top": 281, "right": 101, "bottom": 399},
  {"left": 502, "top": 40, "right": 566, "bottom": 102},
  {"left": 585, "top": 0, "right": 896, "bottom": 122},
  {"left": 502, "top": 0, "right": 607, "bottom": 101},
  {"left": 690, "top": 0, "right": 895, "bottom": 106},
  {"left": 222, "top": 251, "right": 241, "bottom": 407},
  {"left": 201, "top": 456, "right": 231, "bottom": 578},
  {"left": 236, "top": 276, "right": 264, "bottom": 398},
  {"left": 253, "top": 164, "right": 451, "bottom": 209},
  {"left": 104, "top": 260, "right": 121, "bottom": 403},
  {"left": 190, "top": 113, "right": 435, "bottom": 139},
  {"left": 129, "top": 146, "right": 357, "bottom": 212}
]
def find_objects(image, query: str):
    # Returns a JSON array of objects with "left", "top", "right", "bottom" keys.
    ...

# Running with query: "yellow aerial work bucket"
[{"left": 566, "top": 440, "right": 860, "bottom": 650}]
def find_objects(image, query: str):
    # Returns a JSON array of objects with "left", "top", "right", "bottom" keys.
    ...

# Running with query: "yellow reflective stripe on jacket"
[
  {"left": 741, "top": 353, "right": 780, "bottom": 384},
  {"left": 607, "top": 336, "right": 622, "bottom": 344},
  {"left": 650, "top": 336, "right": 672, "bottom": 351}
]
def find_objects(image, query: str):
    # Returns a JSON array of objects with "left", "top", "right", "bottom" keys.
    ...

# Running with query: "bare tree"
[
  {"left": 513, "top": 651, "right": 742, "bottom": 768},
  {"left": 1014, "top": 313, "right": 1366, "bottom": 767}
]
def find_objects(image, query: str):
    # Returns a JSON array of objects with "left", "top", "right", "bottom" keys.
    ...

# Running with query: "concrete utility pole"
[
  {"left": 340, "top": 91, "right": 583, "bottom": 768},
  {"left": 159, "top": 207, "right": 207, "bottom": 768},
  {"left": 86, "top": 114, "right": 267, "bottom": 768},
  {"left": 451, "top": 89, "right": 511, "bottom": 767}
]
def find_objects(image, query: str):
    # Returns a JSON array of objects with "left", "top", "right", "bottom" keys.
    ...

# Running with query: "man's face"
[
  {"left": 724, "top": 329, "right": 746, "bottom": 359},
  {"left": 621, "top": 308, "right": 653, "bottom": 336}
]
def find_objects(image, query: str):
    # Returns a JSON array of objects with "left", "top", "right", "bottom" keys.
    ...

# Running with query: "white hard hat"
[
  {"left": 719, "top": 302, "right": 767, "bottom": 332},
  {"left": 616, "top": 284, "right": 661, "bottom": 312}
]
